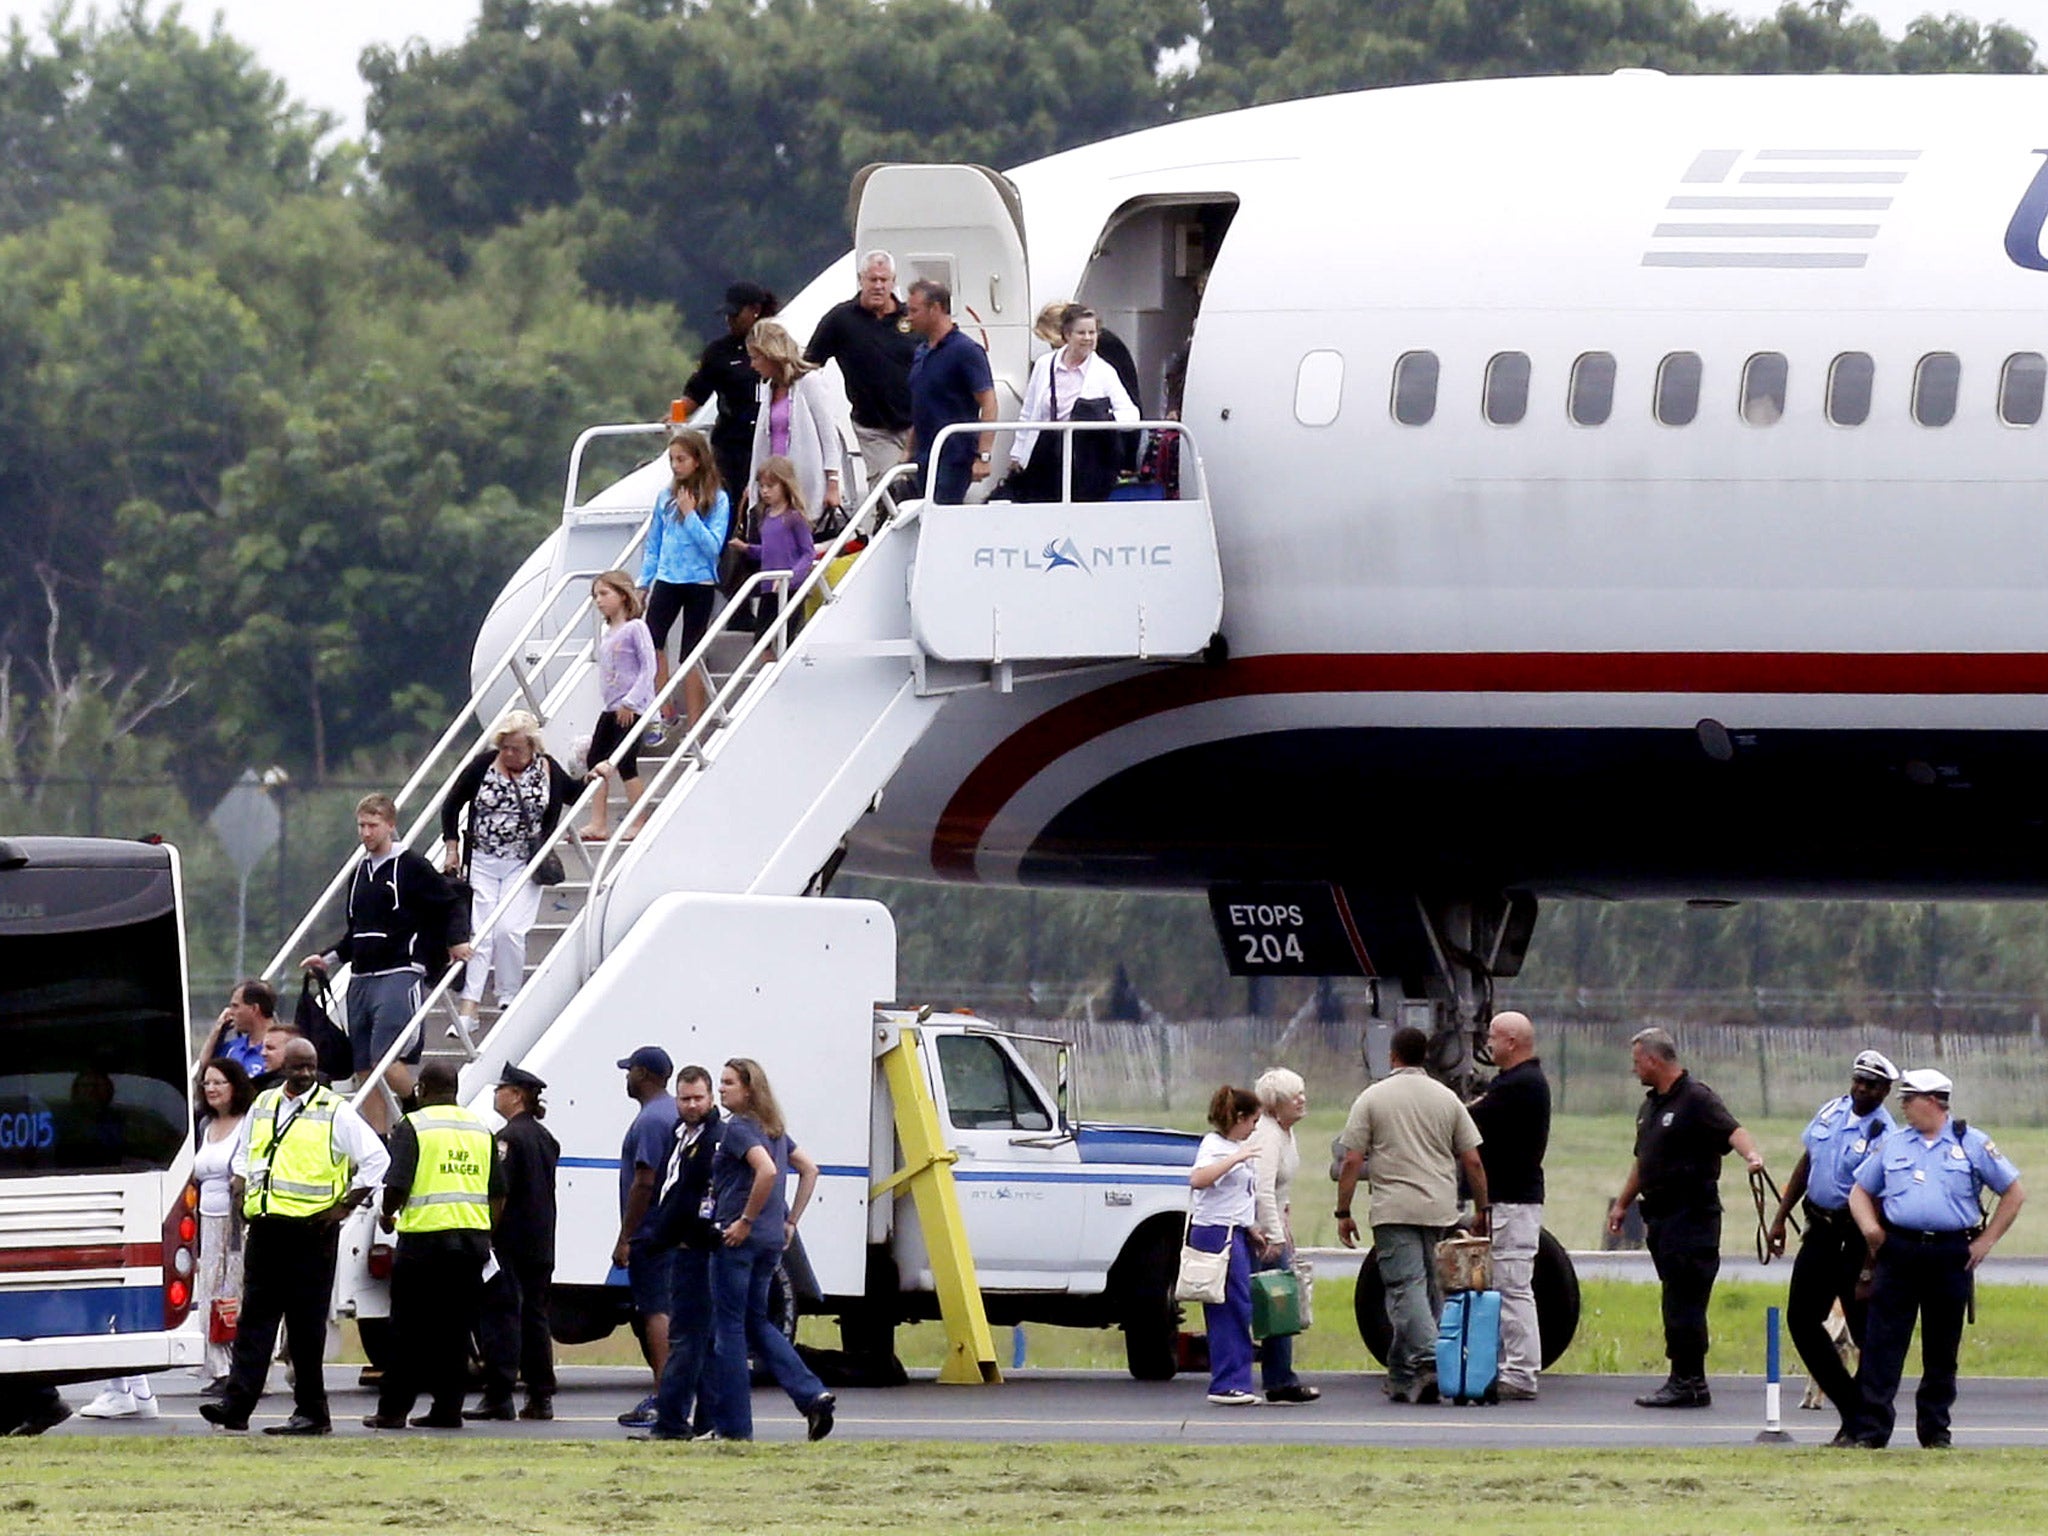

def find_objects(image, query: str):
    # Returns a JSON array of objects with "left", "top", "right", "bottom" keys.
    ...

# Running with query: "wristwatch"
[
  {"left": 976, "top": 452, "right": 992, "bottom": 462},
  {"left": 1334, "top": 1208, "right": 1352, "bottom": 1219}
]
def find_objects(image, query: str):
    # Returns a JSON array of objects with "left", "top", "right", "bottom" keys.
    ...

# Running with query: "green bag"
[{"left": 1250, "top": 1266, "right": 1307, "bottom": 1341}]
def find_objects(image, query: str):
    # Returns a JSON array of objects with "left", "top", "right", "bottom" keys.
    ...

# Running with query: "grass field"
[
  {"left": 1098, "top": 1110, "right": 2048, "bottom": 1255},
  {"left": 8, "top": 1442, "right": 2048, "bottom": 1535}
]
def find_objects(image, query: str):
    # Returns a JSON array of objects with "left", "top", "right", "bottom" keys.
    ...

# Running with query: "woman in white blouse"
[
  {"left": 1250, "top": 1068, "right": 1320, "bottom": 1403},
  {"left": 191, "top": 1058, "right": 252, "bottom": 1395},
  {"left": 1187, "top": 1084, "right": 1270, "bottom": 1406},
  {"left": 1005, "top": 305, "right": 1138, "bottom": 502}
]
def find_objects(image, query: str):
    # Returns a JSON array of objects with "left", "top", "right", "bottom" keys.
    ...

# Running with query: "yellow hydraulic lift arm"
[{"left": 872, "top": 1023, "right": 1002, "bottom": 1385}]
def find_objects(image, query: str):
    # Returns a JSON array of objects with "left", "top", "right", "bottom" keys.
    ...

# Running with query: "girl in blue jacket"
[{"left": 638, "top": 427, "right": 731, "bottom": 729}]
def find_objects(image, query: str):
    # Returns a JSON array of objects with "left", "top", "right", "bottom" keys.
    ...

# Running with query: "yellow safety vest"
[
  {"left": 396, "top": 1104, "right": 493, "bottom": 1235},
  {"left": 243, "top": 1085, "right": 350, "bottom": 1219}
]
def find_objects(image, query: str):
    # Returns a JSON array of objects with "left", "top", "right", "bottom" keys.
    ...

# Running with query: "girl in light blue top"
[{"left": 637, "top": 427, "right": 729, "bottom": 728}]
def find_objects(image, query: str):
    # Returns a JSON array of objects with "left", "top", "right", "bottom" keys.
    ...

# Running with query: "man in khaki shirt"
[{"left": 1336, "top": 1026, "right": 1489, "bottom": 1402}]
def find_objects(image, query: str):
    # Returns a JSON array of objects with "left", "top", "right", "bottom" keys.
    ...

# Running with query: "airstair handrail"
[
  {"left": 350, "top": 557, "right": 809, "bottom": 1101},
  {"left": 355, "top": 460, "right": 918, "bottom": 1107},
  {"left": 926, "top": 417, "right": 1207, "bottom": 504},
  {"left": 581, "top": 462, "right": 925, "bottom": 974},
  {"left": 260, "top": 523, "right": 649, "bottom": 983},
  {"left": 561, "top": 422, "right": 670, "bottom": 523}
]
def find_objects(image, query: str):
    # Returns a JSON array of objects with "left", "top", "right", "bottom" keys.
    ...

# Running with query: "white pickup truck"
[{"left": 337, "top": 895, "right": 1204, "bottom": 1379}]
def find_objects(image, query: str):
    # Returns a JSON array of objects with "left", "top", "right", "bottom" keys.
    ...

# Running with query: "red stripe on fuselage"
[
  {"left": 0, "top": 1243, "right": 162, "bottom": 1274},
  {"left": 928, "top": 651, "right": 2048, "bottom": 876}
]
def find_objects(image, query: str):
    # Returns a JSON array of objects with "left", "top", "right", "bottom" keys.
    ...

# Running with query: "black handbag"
[
  {"left": 533, "top": 850, "right": 566, "bottom": 887},
  {"left": 295, "top": 972, "right": 354, "bottom": 1083}
]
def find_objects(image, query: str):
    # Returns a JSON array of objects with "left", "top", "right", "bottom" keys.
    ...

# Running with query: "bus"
[{"left": 0, "top": 835, "right": 203, "bottom": 1426}]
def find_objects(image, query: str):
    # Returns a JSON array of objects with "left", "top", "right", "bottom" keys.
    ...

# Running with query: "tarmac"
[{"left": 42, "top": 1364, "right": 2048, "bottom": 1449}]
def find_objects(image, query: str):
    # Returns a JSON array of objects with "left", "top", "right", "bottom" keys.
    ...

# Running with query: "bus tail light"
[{"left": 163, "top": 1183, "right": 198, "bottom": 1328}]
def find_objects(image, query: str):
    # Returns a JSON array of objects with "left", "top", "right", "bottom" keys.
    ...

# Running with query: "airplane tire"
[
  {"left": 1117, "top": 1221, "right": 1184, "bottom": 1381},
  {"left": 1351, "top": 1228, "right": 1581, "bottom": 1369}
]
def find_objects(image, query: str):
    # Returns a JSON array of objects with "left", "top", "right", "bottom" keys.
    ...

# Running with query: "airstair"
[{"left": 260, "top": 417, "right": 1224, "bottom": 1114}]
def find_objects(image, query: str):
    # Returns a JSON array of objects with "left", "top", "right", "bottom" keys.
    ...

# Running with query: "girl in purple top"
[
  {"left": 584, "top": 570, "right": 656, "bottom": 841},
  {"left": 730, "top": 456, "right": 817, "bottom": 644}
]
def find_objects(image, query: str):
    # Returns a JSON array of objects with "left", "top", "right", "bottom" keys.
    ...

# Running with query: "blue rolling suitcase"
[{"left": 1436, "top": 1290, "right": 1502, "bottom": 1405}]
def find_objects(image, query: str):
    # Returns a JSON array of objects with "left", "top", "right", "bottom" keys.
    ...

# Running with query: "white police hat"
[
  {"left": 1899, "top": 1068, "right": 1954, "bottom": 1097},
  {"left": 1851, "top": 1050, "right": 1900, "bottom": 1083}
]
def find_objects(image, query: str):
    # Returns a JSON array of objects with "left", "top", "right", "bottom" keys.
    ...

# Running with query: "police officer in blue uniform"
[
  {"left": 1766, "top": 1049, "right": 1899, "bottom": 1412},
  {"left": 1838, "top": 1068, "right": 2025, "bottom": 1449}
]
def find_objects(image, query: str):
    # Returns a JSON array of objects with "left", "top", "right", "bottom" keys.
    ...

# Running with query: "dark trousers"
[
  {"left": 1787, "top": 1205, "right": 1869, "bottom": 1411},
  {"left": 1844, "top": 1230, "right": 1972, "bottom": 1447},
  {"left": 377, "top": 1231, "right": 489, "bottom": 1421},
  {"left": 222, "top": 1215, "right": 340, "bottom": 1424},
  {"left": 477, "top": 1255, "right": 556, "bottom": 1404},
  {"left": 1645, "top": 1207, "right": 1721, "bottom": 1380},
  {"left": 654, "top": 1246, "right": 719, "bottom": 1436}
]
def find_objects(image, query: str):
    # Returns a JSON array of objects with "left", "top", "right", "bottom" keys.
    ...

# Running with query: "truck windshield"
[
  {"left": 937, "top": 1034, "right": 1052, "bottom": 1132},
  {"left": 0, "top": 911, "right": 190, "bottom": 1177}
]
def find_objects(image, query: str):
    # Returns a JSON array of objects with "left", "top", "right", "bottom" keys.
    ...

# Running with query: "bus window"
[
  {"left": 1826, "top": 352, "right": 1874, "bottom": 427},
  {"left": 1569, "top": 352, "right": 1616, "bottom": 426},
  {"left": 1391, "top": 351, "right": 1438, "bottom": 426},
  {"left": 1655, "top": 352, "right": 1703, "bottom": 426},
  {"left": 0, "top": 861, "right": 188, "bottom": 1178},
  {"left": 1484, "top": 352, "right": 1531, "bottom": 425},
  {"left": 1913, "top": 352, "right": 1961, "bottom": 427}
]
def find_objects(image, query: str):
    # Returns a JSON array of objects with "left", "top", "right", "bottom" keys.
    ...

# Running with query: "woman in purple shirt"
[{"left": 729, "top": 457, "right": 816, "bottom": 645}]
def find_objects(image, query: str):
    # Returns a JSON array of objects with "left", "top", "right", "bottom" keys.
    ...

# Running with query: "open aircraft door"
[{"left": 852, "top": 163, "right": 1032, "bottom": 412}]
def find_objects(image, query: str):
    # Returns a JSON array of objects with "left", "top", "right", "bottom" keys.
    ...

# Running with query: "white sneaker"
[
  {"left": 1206, "top": 1390, "right": 1260, "bottom": 1407},
  {"left": 79, "top": 1389, "right": 151, "bottom": 1419}
]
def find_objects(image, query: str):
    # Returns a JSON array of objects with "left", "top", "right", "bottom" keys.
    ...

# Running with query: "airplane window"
[
  {"left": 1740, "top": 353, "right": 1788, "bottom": 426},
  {"left": 1913, "top": 353, "right": 1961, "bottom": 427},
  {"left": 2000, "top": 352, "right": 2046, "bottom": 427},
  {"left": 1569, "top": 352, "right": 1616, "bottom": 426},
  {"left": 1294, "top": 350, "right": 1344, "bottom": 427},
  {"left": 1391, "top": 351, "right": 1438, "bottom": 426},
  {"left": 1826, "top": 352, "right": 1874, "bottom": 427},
  {"left": 1484, "top": 352, "right": 1531, "bottom": 425},
  {"left": 1655, "top": 352, "right": 1702, "bottom": 426}
]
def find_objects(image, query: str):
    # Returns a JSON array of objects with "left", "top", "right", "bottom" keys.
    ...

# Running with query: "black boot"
[{"left": 1634, "top": 1376, "right": 1711, "bottom": 1408}]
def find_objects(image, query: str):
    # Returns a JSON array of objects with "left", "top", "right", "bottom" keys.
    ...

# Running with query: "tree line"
[{"left": 1, "top": 0, "right": 2043, "bottom": 1000}]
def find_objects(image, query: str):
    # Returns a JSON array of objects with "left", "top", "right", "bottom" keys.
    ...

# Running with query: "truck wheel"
[
  {"left": 549, "top": 1283, "right": 628, "bottom": 1346},
  {"left": 1116, "top": 1222, "right": 1183, "bottom": 1381},
  {"left": 1350, "top": 1231, "right": 1582, "bottom": 1368},
  {"left": 1351, "top": 1250, "right": 1392, "bottom": 1366},
  {"left": 357, "top": 1316, "right": 397, "bottom": 1373},
  {"left": 1533, "top": 1228, "right": 1581, "bottom": 1368}
]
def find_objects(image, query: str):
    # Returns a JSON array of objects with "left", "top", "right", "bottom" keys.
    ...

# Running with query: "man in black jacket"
[
  {"left": 634, "top": 1065, "right": 723, "bottom": 1441},
  {"left": 469, "top": 1065, "right": 560, "bottom": 1421},
  {"left": 301, "top": 793, "right": 470, "bottom": 1134},
  {"left": 1468, "top": 1011, "right": 1551, "bottom": 1400}
]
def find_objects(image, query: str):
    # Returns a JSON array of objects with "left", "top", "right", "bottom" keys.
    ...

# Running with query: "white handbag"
[{"left": 1174, "top": 1214, "right": 1230, "bottom": 1305}]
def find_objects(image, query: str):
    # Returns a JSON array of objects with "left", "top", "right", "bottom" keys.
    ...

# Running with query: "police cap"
[
  {"left": 1851, "top": 1050, "right": 1900, "bottom": 1084},
  {"left": 1899, "top": 1068, "right": 1954, "bottom": 1098},
  {"left": 497, "top": 1065, "right": 547, "bottom": 1095}
]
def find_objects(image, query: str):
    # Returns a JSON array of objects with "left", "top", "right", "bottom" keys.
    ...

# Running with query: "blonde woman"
[
  {"left": 745, "top": 319, "right": 846, "bottom": 524},
  {"left": 439, "top": 712, "right": 577, "bottom": 1019},
  {"left": 1251, "top": 1067, "right": 1319, "bottom": 1403}
]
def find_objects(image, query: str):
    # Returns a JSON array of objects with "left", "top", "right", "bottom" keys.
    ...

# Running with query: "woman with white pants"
[{"left": 441, "top": 713, "right": 577, "bottom": 1020}]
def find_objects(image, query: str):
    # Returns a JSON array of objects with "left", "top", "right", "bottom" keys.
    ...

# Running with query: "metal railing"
[
  {"left": 264, "top": 424, "right": 673, "bottom": 984},
  {"left": 926, "top": 417, "right": 1207, "bottom": 504},
  {"left": 345, "top": 462, "right": 917, "bottom": 1117}
]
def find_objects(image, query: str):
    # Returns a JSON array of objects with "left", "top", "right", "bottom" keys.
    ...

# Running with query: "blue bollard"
[{"left": 1012, "top": 1324, "right": 1028, "bottom": 1370}]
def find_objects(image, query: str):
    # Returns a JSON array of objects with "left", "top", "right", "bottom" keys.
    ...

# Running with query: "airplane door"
[{"left": 851, "top": 163, "right": 1032, "bottom": 411}]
